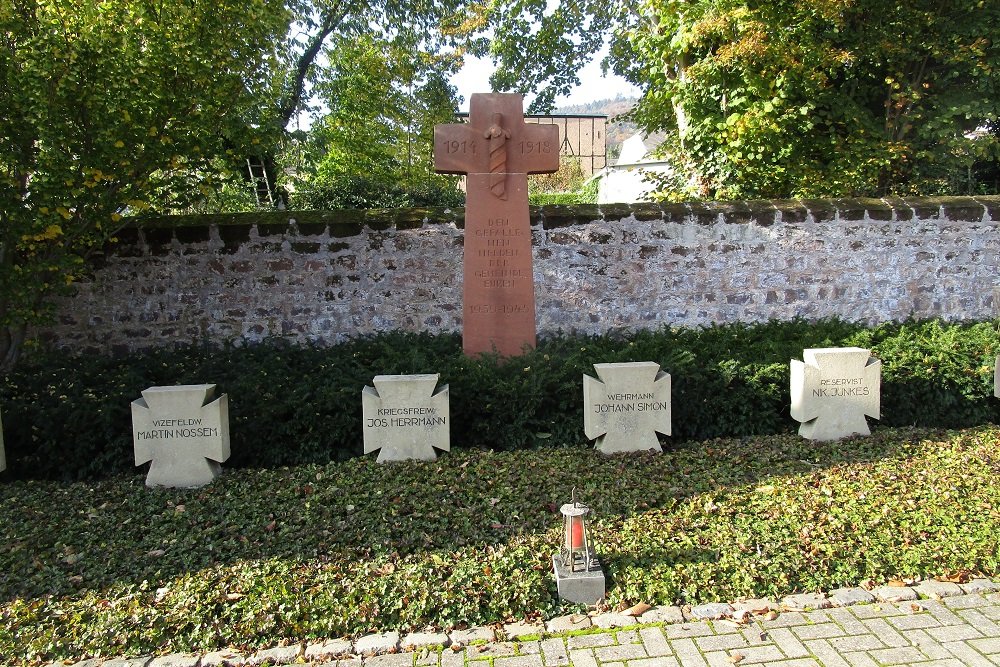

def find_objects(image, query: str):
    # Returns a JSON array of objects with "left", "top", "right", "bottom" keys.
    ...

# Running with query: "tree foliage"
[
  {"left": 0, "top": 0, "right": 288, "bottom": 369},
  {"left": 485, "top": 0, "right": 1000, "bottom": 199}
]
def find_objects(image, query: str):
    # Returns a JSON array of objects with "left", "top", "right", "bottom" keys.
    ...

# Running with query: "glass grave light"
[{"left": 553, "top": 488, "right": 605, "bottom": 604}]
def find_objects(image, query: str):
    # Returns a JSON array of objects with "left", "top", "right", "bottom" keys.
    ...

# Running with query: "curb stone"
[{"left": 56, "top": 576, "right": 1000, "bottom": 667}]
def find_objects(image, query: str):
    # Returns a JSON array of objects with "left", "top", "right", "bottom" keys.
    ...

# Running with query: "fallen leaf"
[
  {"left": 910, "top": 603, "right": 923, "bottom": 612},
  {"left": 146, "top": 549, "right": 165, "bottom": 557},
  {"left": 226, "top": 593, "right": 244, "bottom": 601},
  {"left": 729, "top": 653, "right": 744, "bottom": 663},
  {"left": 624, "top": 602, "right": 652, "bottom": 617},
  {"left": 764, "top": 611, "right": 779, "bottom": 621},
  {"left": 450, "top": 644, "right": 463, "bottom": 652},
  {"left": 887, "top": 579, "right": 908, "bottom": 587},
  {"left": 264, "top": 520, "right": 277, "bottom": 532}
]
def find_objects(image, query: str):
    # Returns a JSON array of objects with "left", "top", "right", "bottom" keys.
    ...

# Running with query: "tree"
[
  {"left": 255, "top": 0, "right": 481, "bottom": 203},
  {"left": 484, "top": 0, "right": 1000, "bottom": 200},
  {"left": 0, "top": 0, "right": 287, "bottom": 369},
  {"left": 288, "top": 33, "right": 466, "bottom": 209}
]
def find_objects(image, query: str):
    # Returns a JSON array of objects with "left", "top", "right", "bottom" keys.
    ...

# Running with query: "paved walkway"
[{"left": 58, "top": 579, "right": 1000, "bottom": 667}]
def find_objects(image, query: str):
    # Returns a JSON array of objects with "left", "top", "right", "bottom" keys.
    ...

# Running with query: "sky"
[{"left": 449, "top": 52, "right": 641, "bottom": 111}]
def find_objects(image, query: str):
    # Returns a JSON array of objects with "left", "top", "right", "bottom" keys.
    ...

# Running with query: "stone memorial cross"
[
  {"left": 583, "top": 362, "right": 671, "bottom": 454},
  {"left": 435, "top": 93, "right": 559, "bottom": 357},
  {"left": 362, "top": 374, "right": 449, "bottom": 462},
  {"left": 132, "top": 384, "right": 230, "bottom": 487},
  {"left": 790, "top": 347, "right": 881, "bottom": 441}
]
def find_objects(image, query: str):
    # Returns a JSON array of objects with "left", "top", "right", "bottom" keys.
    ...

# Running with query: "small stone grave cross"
[
  {"left": 790, "top": 347, "right": 881, "bottom": 441},
  {"left": 435, "top": 93, "right": 559, "bottom": 357},
  {"left": 132, "top": 384, "right": 230, "bottom": 487},
  {"left": 362, "top": 374, "right": 449, "bottom": 462},
  {"left": 583, "top": 362, "right": 671, "bottom": 454}
]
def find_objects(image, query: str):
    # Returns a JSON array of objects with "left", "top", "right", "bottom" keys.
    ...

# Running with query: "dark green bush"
[{"left": 1, "top": 319, "right": 997, "bottom": 480}]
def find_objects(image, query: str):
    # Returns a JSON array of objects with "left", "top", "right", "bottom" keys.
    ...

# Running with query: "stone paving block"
[
  {"left": 639, "top": 627, "right": 673, "bottom": 657},
  {"left": 983, "top": 604, "right": 1000, "bottom": 622},
  {"left": 540, "top": 637, "right": 568, "bottom": 665},
  {"left": 415, "top": 649, "right": 440, "bottom": 666},
  {"left": 594, "top": 643, "right": 647, "bottom": 661},
  {"left": 851, "top": 602, "right": 904, "bottom": 618},
  {"left": 790, "top": 622, "right": 845, "bottom": 640},
  {"left": 969, "top": 637, "right": 1000, "bottom": 654},
  {"left": 695, "top": 633, "right": 749, "bottom": 652},
  {"left": 702, "top": 651, "right": 732, "bottom": 667},
  {"left": 901, "top": 628, "right": 954, "bottom": 660},
  {"left": 731, "top": 599, "right": 778, "bottom": 615},
  {"left": 926, "top": 623, "right": 986, "bottom": 642},
  {"left": 503, "top": 622, "right": 544, "bottom": 640},
  {"left": 725, "top": 645, "right": 785, "bottom": 663},
  {"left": 245, "top": 644, "right": 302, "bottom": 665},
  {"left": 766, "top": 627, "right": 809, "bottom": 658},
  {"left": 449, "top": 627, "right": 496, "bottom": 646},
  {"left": 334, "top": 659, "right": 364, "bottom": 667},
  {"left": 200, "top": 649, "right": 247, "bottom": 666},
  {"left": 946, "top": 594, "right": 993, "bottom": 609},
  {"left": 568, "top": 648, "right": 598, "bottom": 667},
  {"left": 742, "top": 627, "right": 774, "bottom": 647},
  {"left": 614, "top": 629, "right": 641, "bottom": 645},
  {"left": 915, "top": 580, "right": 965, "bottom": 600},
  {"left": 869, "top": 646, "right": 928, "bottom": 665},
  {"left": 828, "top": 588, "right": 875, "bottom": 607},
  {"left": 517, "top": 640, "right": 541, "bottom": 655},
  {"left": 690, "top": 603, "right": 734, "bottom": 620},
  {"left": 858, "top": 618, "right": 907, "bottom": 647},
  {"left": 640, "top": 606, "right": 686, "bottom": 625},
  {"left": 402, "top": 633, "right": 450, "bottom": 650},
  {"left": 591, "top": 613, "right": 638, "bottom": 629},
  {"left": 781, "top": 593, "right": 831, "bottom": 612},
  {"left": 760, "top": 612, "right": 811, "bottom": 629},
  {"left": 941, "top": 640, "right": 996, "bottom": 666},
  {"left": 663, "top": 622, "right": 715, "bottom": 639},
  {"left": 669, "top": 638, "right": 708, "bottom": 667},
  {"left": 841, "top": 651, "right": 878, "bottom": 667},
  {"left": 440, "top": 650, "right": 465, "bottom": 667},
  {"left": 802, "top": 639, "right": 850, "bottom": 667},
  {"left": 366, "top": 654, "right": 415, "bottom": 667},
  {"left": 959, "top": 608, "right": 1000, "bottom": 635},
  {"left": 493, "top": 655, "right": 542, "bottom": 667},
  {"left": 824, "top": 608, "right": 869, "bottom": 635},
  {"left": 468, "top": 642, "right": 517, "bottom": 658},
  {"left": 545, "top": 614, "right": 592, "bottom": 633},
  {"left": 871, "top": 586, "right": 918, "bottom": 603},
  {"left": 917, "top": 599, "right": 967, "bottom": 626},
  {"left": 305, "top": 640, "right": 354, "bottom": 660},
  {"left": 601, "top": 662, "right": 625, "bottom": 667},
  {"left": 356, "top": 632, "right": 402, "bottom": 655},
  {"left": 71, "top": 660, "right": 106, "bottom": 667},
  {"left": 827, "top": 633, "right": 885, "bottom": 652},
  {"left": 962, "top": 580, "right": 1000, "bottom": 595},
  {"left": 757, "top": 660, "right": 819, "bottom": 667},
  {"left": 886, "top": 612, "right": 941, "bottom": 630},
  {"left": 103, "top": 659, "right": 154, "bottom": 667},
  {"left": 628, "top": 657, "right": 681, "bottom": 667},
  {"left": 566, "top": 634, "right": 616, "bottom": 649},
  {"left": 148, "top": 656, "right": 200, "bottom": 667}
]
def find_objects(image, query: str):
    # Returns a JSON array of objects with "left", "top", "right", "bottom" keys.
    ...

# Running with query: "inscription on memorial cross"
[{"left": 435, "top": 93, "right": 559, "bottom": 357}]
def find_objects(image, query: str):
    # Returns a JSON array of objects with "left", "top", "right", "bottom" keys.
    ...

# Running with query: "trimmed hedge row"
[{"left": 2, "top": 319, "right": 998, "bottom": 480}]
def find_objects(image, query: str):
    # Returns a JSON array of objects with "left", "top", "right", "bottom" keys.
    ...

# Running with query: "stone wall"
[{"left": 36, "top": 196, "right": 1000, "bottom": 354}]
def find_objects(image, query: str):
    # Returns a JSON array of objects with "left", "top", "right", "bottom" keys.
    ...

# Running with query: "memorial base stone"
[{"left": 552, "top": 554, "right": 606, "bottom": 605}]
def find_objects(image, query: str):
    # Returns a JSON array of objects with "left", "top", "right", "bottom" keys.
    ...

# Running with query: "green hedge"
[{"left": 2, "top": 319, "right": 997, "bottom": 480}]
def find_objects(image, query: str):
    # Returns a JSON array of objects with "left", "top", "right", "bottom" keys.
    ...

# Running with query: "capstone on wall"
[{"left": 35, "top": 196, "right": 1000, "bottom": 354}]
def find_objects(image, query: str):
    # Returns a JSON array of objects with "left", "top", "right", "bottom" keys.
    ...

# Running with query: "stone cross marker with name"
[
  {"left": 435, "top": 93, "right": 559, "bottom": 357},
  {"left": 583, "top": 362, "right": 671, "bottom": 454},
  {"left": 132, "top": 384, "right": 230, "bottom": 487},
  {"left": 362, "top": 374, "right": 449, "bottom": 462},
  {"left": 790, "top": 347, "right": 881, "bottom": 441}
]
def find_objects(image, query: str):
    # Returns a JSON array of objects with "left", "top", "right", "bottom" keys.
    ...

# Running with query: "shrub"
[{"left": 1, "top": 319, "right": 997, "bottom": 480}]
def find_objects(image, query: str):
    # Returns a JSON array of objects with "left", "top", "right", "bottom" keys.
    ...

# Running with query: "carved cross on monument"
[{"left": 435, "top": 93, "right": 559, "bottom": 357}]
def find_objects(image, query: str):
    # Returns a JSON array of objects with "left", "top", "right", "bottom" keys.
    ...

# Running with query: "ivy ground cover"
[{"left": 1, "top": 425, "right": 999, "bottom": 664}]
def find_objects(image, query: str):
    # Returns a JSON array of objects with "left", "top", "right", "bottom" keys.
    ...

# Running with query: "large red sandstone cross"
[{"left": 434, "top": 93, "right": 559, "bottom": 357}]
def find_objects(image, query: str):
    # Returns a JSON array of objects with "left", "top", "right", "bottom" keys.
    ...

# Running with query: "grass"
[{"left": 2, "top": 425, "right": 999, "bottom": 665}]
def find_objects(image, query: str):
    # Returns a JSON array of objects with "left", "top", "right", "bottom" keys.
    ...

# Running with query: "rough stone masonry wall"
[{"left": 36, "top": 196, "right": 1000, "bottom": 355}]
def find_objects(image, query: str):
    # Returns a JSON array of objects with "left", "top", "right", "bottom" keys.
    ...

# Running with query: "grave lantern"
[{"left": 552, "top": 489, "right": 605, "bottom": 604}]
